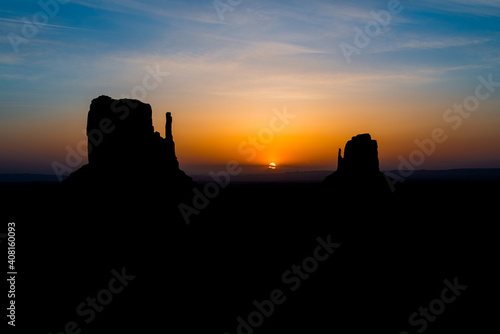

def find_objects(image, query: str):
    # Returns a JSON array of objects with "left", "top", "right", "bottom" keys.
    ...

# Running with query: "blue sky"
[{"left": 1, "top": 0, "right": 500, "bottom": 174}]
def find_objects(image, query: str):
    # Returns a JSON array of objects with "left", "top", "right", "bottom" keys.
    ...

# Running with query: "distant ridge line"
[
  {"left": 0, "top": 173, "right": 65, "bottom": 183},
  {"left": 1, "top": 168, "right": 500, "bottom": 184}
]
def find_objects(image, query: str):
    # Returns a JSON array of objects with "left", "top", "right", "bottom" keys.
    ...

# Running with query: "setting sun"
[{"left": 269, "top": 163, "right": 276, "bottom": 170}]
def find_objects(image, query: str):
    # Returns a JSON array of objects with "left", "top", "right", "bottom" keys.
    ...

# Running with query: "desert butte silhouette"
[{"left": 2, "top": 96, "right": 495, "bottom": 333}]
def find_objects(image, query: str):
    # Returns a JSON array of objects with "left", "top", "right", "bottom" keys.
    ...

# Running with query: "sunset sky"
[{"left": 1, "top": 0, "right": 499, "bottom": 175}]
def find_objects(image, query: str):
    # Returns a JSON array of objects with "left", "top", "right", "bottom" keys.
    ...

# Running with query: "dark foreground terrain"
[{"left": 1, "top": 173, "right": 498, "bottom": 333}]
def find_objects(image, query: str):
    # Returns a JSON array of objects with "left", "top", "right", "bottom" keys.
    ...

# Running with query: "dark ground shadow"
[{"left": 2, "top": 99, "right": 497, "bottom": 333}]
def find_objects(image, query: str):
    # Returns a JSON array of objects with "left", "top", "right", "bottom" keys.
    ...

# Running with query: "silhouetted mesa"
[
  {"left": 64, "top": 95, "right": 193, "bottom": 193},
  {"left": 337, "top": 133, "right": 379, "bottom": 173},
  {"left": 324, "top": 133, "right": 390, "bottom": 195}
]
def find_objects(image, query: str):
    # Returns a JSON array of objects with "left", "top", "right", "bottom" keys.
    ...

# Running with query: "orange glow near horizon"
[
  {"left": 149, "top": 95, "right": 444, "bottom": 170},
  {"left": 3, "top": 83, "right": 500, "bottom": 174}
]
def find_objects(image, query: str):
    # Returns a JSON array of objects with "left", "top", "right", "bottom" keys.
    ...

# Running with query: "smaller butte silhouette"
[
  {"left": 323, "top": 133, "right": 391, "bottom": 196},
  {"left": 64, "top": 96, "right": 193, "bottom": 197}
]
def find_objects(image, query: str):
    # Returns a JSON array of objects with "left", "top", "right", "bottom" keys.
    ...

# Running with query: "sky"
[{"left": 0, "top": 0, "right": 499, "bottom": 176}]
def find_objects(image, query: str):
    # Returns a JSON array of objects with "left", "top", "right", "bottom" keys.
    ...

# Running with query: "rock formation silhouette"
[
  {"left": 336, "top": 133, "right": 379, "bottom": 173},
  {"left": 54, "top": 96, "right": 195, "bottom": 332},
  {"left": 323, "top": 133, "right": 391, "bottom": 196},
  {"left": 64, "top": 95, "right": 193, "bottom": 197}
]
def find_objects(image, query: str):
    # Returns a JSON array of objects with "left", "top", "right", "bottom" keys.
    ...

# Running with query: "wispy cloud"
[
  {"left": 0, "top": 53, "right": 20, "bottom": 65},
  {"left": 94, "top": 39, "right": 449, "bottom": 102},
  {"left": 0, "top": 17, "right": 85, "bottom": 31},
  {"left": 72, "top": 0, "right": 224, "bottom": 24},
  {"left": 399, "top": 37, "right": 490, "bottom": 50},
  {"left": 416, "top": 0, "right": 500, "bottom": 17}
]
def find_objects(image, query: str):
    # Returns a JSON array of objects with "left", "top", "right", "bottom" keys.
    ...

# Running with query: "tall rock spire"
[
  {"left": 337, "top": 148, "right": 344, "bottom": 172},
  {"left": 164, "top": 111, "right": 179, "bottom": 169},
  {"left": 166, "top": 112, "right": 173, "bottom": 142}
]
